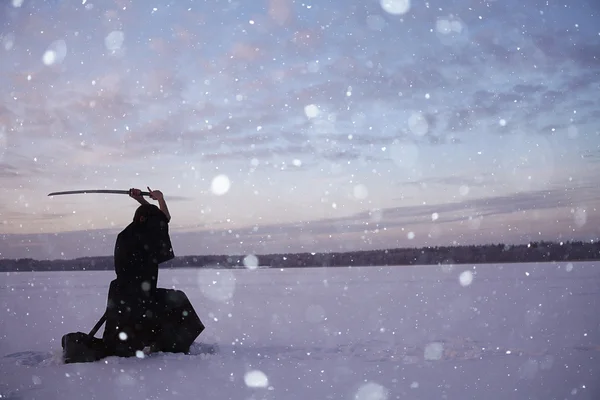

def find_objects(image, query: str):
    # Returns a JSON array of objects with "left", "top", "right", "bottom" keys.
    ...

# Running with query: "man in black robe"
[{"left": 103, "top": 187, "right": 174, "bottom": 357}]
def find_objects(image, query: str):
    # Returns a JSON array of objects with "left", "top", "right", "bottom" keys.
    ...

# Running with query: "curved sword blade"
[{"left": 48, "top": 189, "right": 150, "bottom": 196}]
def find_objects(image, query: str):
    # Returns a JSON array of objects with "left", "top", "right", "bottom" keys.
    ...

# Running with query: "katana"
[{"left": 48, "top": 189, "right": 151, "bottom": 197}]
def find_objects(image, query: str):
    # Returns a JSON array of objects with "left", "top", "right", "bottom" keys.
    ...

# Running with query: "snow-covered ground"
[{"left": 1, "top": 261, "right": 599, "bottom": 399}]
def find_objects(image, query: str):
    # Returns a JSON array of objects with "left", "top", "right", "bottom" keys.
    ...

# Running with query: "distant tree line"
[{"left": 1, "top": 240, "right": 598, "bottom": 272}]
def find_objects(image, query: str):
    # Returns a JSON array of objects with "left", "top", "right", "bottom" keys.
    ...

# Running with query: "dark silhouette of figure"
[
  {"left": 62, "top": 187, "right": 204, "bottom": 363},
  {"left": 103, "top": 187, "right": 175, "bottom": 356}
]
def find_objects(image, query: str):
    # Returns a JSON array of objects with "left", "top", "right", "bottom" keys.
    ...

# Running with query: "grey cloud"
[
  {"left": 339, "top": 187, "right": 600, "bottom": 232},
  {"left": 561, "top": 71, "right": 600, "bottom": 92},
  {"left": 472, "top": 90, "right": 495, "bottom": 104},
  {"left": 320, "top": 150, "right": 362, "bottom": 162},
  {"left": 588, "top": 110, "right": 600, "bottom": 120},
  {"left": 567, "top": 43, "right": 600, "bottom": 68},
  {"left": 401, "top": 175, "right": 492, "bottom": 189},
  {"left": 582, "top": 150, "right": 600, "bottom": 162},
  {"left": 446, "top": 109, "right": 475, "bottom": 133},
  {"left": 0, "top": 163, "right": 20, "bottom": 178},
  {"left": 0, "top": 210, "right": 73, "bottom": 221},
  {"left": 574, "top": 99, "right": 597, "bottom": 111},
  {"left": 0, "top": 157, "right": 45, "bottom": 179},
  {"left": 201, "top": 186, "right": 600, "bottom": 242},
  {"left": 513, "top": 84, "right": 547, "bottom": 95},
  {"left": 539, "top": 90, "right": 563, "bottom": 107},
  {"left": 185, "top": 186, "right": 600, "bottom": 252},
  {"left": 348, "top": 134, "right": 399, "bottom": 146},
  {"left": 200, "top": 143, "right": 312, "bottom": 163},
  {"left": 539, "top": 123, "right": 569, "bottom": 135}
]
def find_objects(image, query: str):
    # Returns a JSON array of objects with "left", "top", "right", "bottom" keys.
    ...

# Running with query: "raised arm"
[
  {"left": 129, "top": 188, "right": 150, "bottom": 205},
  {"left": 147, "top": 186, "right": 171, "bottom": 223}
]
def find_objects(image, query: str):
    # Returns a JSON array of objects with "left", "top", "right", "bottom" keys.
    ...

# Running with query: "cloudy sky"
[{"left": 1, "top": 0, "right": 599, "bottom": 260}]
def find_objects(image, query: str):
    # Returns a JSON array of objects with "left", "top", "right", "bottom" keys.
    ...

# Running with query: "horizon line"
[{"left": 2, "top": 239, "right": 596, "bottom": 263}]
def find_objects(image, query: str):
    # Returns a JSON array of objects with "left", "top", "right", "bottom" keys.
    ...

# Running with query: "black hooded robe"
[{"left": 102, "top": 205, "right": 174, "bottom": 356}]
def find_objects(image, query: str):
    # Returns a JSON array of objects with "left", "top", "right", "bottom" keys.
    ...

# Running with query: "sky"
[{"left": 0, "top": 0, "right": 599, "bottom": 260}]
